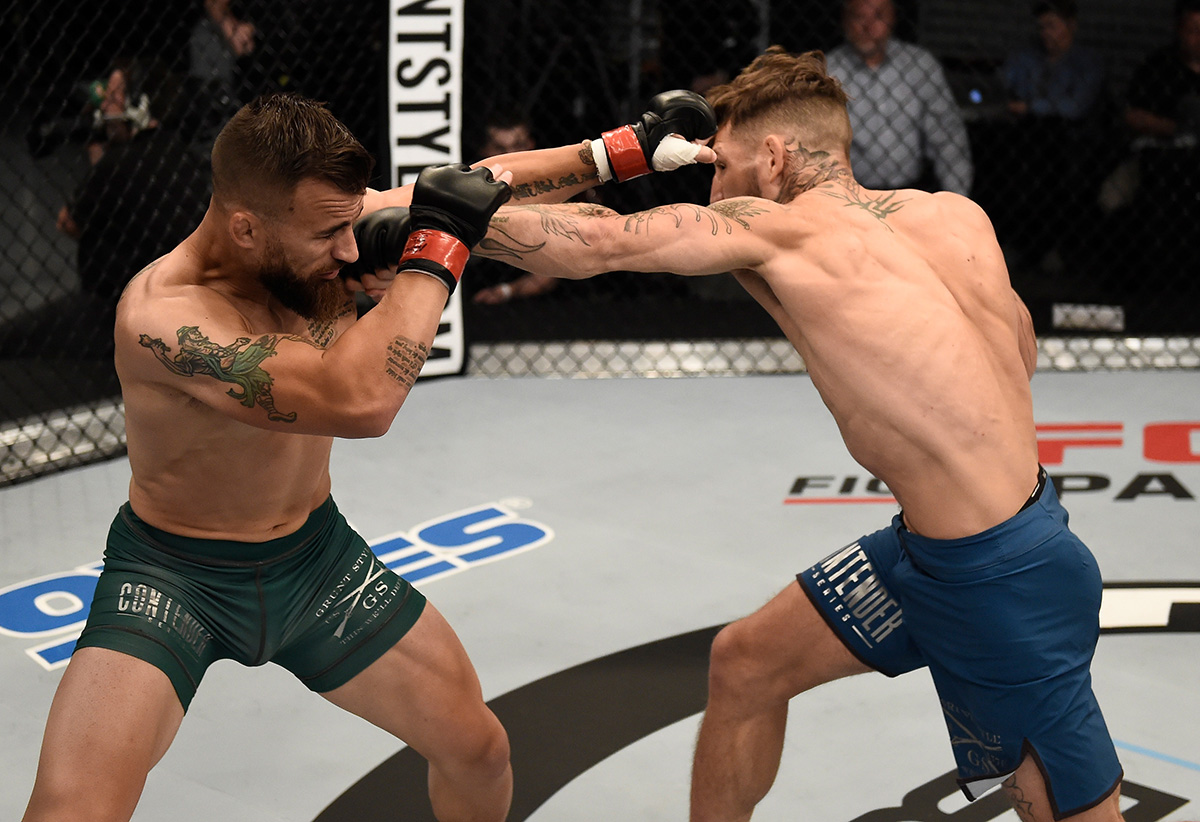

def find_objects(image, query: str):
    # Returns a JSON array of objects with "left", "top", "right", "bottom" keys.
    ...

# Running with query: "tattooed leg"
[{"left": 1001, "top": 756, "right": 1124, "bottom": 822}]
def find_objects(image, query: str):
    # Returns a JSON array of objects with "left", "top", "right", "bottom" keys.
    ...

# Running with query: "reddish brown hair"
[{"left": 707, "top": 47, "right": 852, "bottom": 151}]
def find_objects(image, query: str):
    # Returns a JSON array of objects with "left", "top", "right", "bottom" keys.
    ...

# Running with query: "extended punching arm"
[{"left": 363, "top": 91, "right": 716, "bottom": 217}]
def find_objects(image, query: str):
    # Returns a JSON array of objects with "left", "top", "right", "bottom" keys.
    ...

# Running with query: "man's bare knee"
[
  {"left": 435, "top": 710, "right": 510, "bottom": 783},
  {"left": 707, "top": 620, "right": 799, "bottom": 709},
  {"left": 708, "top": 622, "right": 759, "bottom": 693},
  {"left": 25, "top": 776, "right": 143, "bottom": 822}
]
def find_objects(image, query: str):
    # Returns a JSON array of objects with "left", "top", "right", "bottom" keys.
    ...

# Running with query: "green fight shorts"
[{"left": 75, "top": 497, "right": 427, "bottom": 710}]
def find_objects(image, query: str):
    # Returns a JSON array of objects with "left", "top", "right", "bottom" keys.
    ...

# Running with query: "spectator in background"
[
  {"left": 58, "top": 69, "right": 209, "bottom": 304},
  {"left": 997, "top": 0, "right": 1110, "bottom": 277},
  {"left": 189, "top": 0, "right": 259, "bottom": 145},
  {"left": 3, "top": 64, "right": 210, "bottom": 359},
  {"left": 1002, "top": 0, "right": 1106, "bottom": 123},
  {"left": 825, "top": 0, "right": 973, "bottom": 195},
  {"left": 82, "top": 61, "right": 154, "bottom": 166},
  {"left": 1125, "top": 0, "right": 1200, "bottom": 139},
  {"left": 1094, "top": 0, "right": 1200, "bottom": 328},
  {"left": 471, "top": 111, "right": 559, "bottom": 305},
  {"left": 478, "top": 112, "right": 536, "bottom": 157}
]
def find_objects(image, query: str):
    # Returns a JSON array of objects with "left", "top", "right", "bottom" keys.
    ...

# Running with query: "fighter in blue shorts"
[
  {"left": 469, "top": 45, "right": 1128, "bottom": 822},
  {"left": 798, "top": 467, "right": 1122, "bottom": 816}
]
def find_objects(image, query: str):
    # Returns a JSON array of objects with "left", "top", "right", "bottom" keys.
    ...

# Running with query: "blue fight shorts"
[{"left": 798, "top": 469, "right": 1122, "bottom": 819}]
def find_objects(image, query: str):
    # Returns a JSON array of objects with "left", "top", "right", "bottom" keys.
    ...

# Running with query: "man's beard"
[{"left": 258, "top": 244, "right": 346, "bottom": 323}]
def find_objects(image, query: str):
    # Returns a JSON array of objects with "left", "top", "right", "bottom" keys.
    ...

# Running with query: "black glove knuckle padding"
[
  {"left": 342, "top": 206, "right": 411, "bottom": 281},
  {"left": 636, "top": 90, "right": 718, "bottom": 158},
  {"left": 411, "top": 163, "right": 512, "bottom": 248}
]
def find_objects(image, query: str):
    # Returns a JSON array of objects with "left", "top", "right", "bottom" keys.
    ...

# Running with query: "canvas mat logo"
[
  {"left": 787, "top": 421, "right": 1200, "bottom": 505},
  {"left": 0, "top": 501, "right": 553, "bottom": 671}
]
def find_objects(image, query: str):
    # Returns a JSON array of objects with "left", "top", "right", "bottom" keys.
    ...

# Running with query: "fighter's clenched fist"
[
  {"left": 398, "top": 163, "right": 512, "bottom": 294},
  {"left": 591, "top": 89, "right": 718, "bottom": 183}
]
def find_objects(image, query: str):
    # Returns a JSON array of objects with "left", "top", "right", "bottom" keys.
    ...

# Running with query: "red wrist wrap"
[
  {"left": 601, "top": 125, "right": 651, "bottom": 182},
  {"left": 400, "top": 229, "right": 471, "bottom": 281}
]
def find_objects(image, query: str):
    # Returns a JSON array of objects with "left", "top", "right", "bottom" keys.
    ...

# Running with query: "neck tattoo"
[{"left": 780, "top": 140, "right": 852, "bottom": 202}]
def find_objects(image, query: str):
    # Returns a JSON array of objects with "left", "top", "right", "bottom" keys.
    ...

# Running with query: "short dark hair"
[
  {"left": 484, "top": 108, "right": 532, "bottom": 133},
  {"left": 1032, "top": 0, "right": 1077, "bottom": 19},
  {"left": 211, "top": 93, "right": 374, "bottom": 212}
]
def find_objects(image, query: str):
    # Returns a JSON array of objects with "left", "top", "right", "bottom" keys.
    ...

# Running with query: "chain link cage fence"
[{"left": 1, "top": 0, "right": 1198, "bottom": 486}]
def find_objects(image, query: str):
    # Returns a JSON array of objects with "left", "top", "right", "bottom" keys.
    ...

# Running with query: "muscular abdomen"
[{"left": 124, "top": 390, "right": 335, "bottom": 540}]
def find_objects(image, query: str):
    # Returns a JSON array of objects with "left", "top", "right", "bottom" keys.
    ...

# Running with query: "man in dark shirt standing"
[
  {"left": 1113, "top": 0, "right": 1200, "bottom": 330},
  {"left": 66, "top": 127, "right": 209, "bottom": 310},
  {"left": 1126, "top": 0, "right": 1200, "bottom": 138},
  {"left": 3, "top": 67, "right": 209, "bottom": 363}
]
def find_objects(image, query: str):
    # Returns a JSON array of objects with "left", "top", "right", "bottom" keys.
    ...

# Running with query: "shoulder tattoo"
[
  {"left": 138, "top": 326, "right": 297, "bottom": 422},
  {"left": 821, "top": 185, "right": 910, "bottom": 230},
  {"left": 707, "top": 200, "right": 773, "bottom": 229}
]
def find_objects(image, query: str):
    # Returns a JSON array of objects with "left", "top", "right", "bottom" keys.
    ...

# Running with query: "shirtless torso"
[
  {"left": 732, "top": 184, "right": 1040, "bottom": 539},
  {"left": 116, "top": 250, "right": 349, "bottom": 540},
  {"left": 486, "top": 178, "right": 1040, "bottom": 540},
  {"left": 476, "top": 47, "right": 1122, "bottom": 821},
  {"left": 480, "top": 166, "right": 1125, "bottom": 822},
  {"left": 116, "top": 141, "right": 603, "bottom": 542}
]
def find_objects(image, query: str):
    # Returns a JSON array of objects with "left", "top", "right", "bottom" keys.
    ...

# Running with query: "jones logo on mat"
[
  {"left": 787, "top": 421, "right": 1200, "bottom": 504},
  {"left": 0, "top": 502, "right": 553, "bottom": 671}
]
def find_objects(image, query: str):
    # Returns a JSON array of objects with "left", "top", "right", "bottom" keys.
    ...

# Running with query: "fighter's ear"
[
  {"left": 757, "top": 134, "right": 790, "bottom": 198},
  {"left": 229, "top": 210, "right": 261, "bottom": 250}
]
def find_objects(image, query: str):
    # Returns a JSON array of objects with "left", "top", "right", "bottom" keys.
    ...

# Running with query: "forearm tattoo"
[
  {"left": 503, "top": 204, "right": 601, "bottom": 242},
  {"left": 384, "top": 336, "right": 429, "bottom": 389},
  {"left": 509, "top": 171, "right": 597, "bottom": 201},
  {"left": 505, "top": 142, "right": 599, "bottom": 201},
  {"left": 477, "top": 229, "right": 547, "bottom": 261},
  {"left": 578, "top": 140, "right": 596, "bottom": 168},
  {"left": 481, "top": 202, "right": 617, "bottom": 261},
  {"left": 622, "top": 202, "right": 769, "bottom": 236},
  {"left": 139, "top": 326, "right": 297, "bottom": 422}
]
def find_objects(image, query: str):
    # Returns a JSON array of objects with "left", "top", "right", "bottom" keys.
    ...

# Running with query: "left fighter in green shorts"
[{"left": 21, "top": 89, "right": 716, "bottom": 822}]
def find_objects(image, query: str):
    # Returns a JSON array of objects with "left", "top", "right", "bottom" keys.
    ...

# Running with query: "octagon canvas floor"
[{"left": 2, "top": 370, "right": 1198, "bottom": 821}]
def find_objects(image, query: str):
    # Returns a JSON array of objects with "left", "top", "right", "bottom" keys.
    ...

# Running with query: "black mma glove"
[
  {"left": 591, "top": 90, "right": 718, "bottom": 183},
  {"left": 339, "top": 206, "right": 411, "bottom": 286},
  {"left": 398, "top": 163, "right": 511, "bottom": 294}
]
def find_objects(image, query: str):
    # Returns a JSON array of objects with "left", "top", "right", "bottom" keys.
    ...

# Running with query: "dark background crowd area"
[{"left": 0, "top": 0, "right": 1197, "bottom": 428}]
